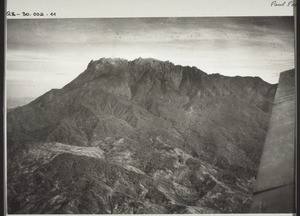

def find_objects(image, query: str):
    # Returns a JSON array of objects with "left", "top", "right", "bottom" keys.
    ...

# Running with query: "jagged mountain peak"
[
  {"left": 132, "top": 57, "right": 167, "bottom": 65},
  {"left": 86, "top": 57, "right": 129, "bottom": 69},
  {"left": 29, "top": 57, "right": 277, "bottom": 116},
  {"left": 88, "top": 57, "right": 166, "bottom": 66},
  {"left": 96, "top": 57, "right": 129, "bottom": 64},
  {"left": 64, "top": 57, "right": 207, "bottom": 91},
  {"left": 88, "top": 57, "right": 194, "bottom": 71}
]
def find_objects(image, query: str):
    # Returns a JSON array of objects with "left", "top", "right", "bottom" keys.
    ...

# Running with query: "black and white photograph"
[{"left": 5, "top": 9, "right": 295, "bottom": 214}]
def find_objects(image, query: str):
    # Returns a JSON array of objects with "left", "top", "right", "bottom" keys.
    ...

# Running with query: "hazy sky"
[{"left": 7, "top": 17, "right": 294, "bottom": 99}]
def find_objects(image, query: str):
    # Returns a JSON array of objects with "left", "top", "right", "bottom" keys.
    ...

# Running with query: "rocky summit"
[{"left": 7, "top": 57, "right": 278, "bottom": 213}]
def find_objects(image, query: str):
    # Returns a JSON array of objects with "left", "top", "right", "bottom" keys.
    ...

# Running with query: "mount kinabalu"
[{"left": 7, "top": 57, "right": 278, "bottom": 214}]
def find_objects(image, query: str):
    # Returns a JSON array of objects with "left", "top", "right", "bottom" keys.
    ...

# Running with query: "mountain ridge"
[{"left": 7, "top": 57, "right": 283, "bottom": 213}]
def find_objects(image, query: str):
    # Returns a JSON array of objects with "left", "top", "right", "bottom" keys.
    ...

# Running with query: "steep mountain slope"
[{"left": 7, "top": 58, "right": 277, "bottom": 213}]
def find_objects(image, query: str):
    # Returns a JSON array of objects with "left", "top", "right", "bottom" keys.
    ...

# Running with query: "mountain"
[
  {"left": 7, "top": 97, "right": 36, "bottom": 109},
  {"left": 7, "top": 57, "right": 278, "bottom": 213}
]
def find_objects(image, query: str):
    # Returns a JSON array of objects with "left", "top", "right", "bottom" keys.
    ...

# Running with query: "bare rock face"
[{"left": 7, "top": 58, "right": 278, "bottom": 213}]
